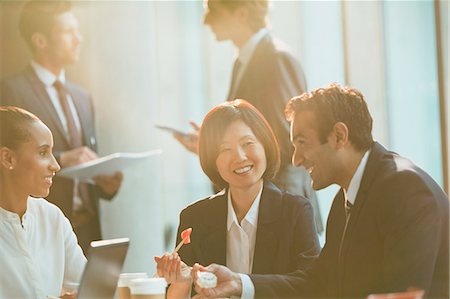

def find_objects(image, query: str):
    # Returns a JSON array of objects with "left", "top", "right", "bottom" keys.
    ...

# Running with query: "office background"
[{"left": 1, "top": 0, "right": 448, "bottom": 274}]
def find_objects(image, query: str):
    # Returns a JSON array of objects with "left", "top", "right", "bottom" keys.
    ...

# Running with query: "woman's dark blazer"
[{"left": 176, "top": 181, "right": 320, "bottom": 274}]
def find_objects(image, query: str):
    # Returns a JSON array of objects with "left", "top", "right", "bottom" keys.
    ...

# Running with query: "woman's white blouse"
[{"left": 0, "top": 197, "right": 86, "bottom": 298}]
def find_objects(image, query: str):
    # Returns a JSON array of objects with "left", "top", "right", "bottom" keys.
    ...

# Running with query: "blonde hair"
[{"left": 210, "top": 0, "right": 268, "bottom": 31}]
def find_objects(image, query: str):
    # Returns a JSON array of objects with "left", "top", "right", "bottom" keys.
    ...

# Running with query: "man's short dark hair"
[
  {"left": 285, "top": 83, "right": 374, "bottom": 152},
  {"left": 19, "top": 0, "right": 72, "bottom": 51},
  {"left": 199, "top": 99, "right": 280, "bottom": 190}
]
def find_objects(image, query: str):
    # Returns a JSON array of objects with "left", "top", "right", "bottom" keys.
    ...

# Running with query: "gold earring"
[{"left": 8, "top": 166, "right": 13, "bottom": 170}]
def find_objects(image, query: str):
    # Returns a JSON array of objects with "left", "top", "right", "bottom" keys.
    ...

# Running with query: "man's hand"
[
  {"left": 173, "top": 121, "right": 200, "bottom": 154},
  {"left": 192, "top": 263, "right": 242, "bottom": 298},
  {"left": 94, "top": 171, "right": 123, "bottom": 195},
  {"left": 154, "top": 252, "right": 192, "bottom": 284},
  {"left": 60, "top": 146, "right": 98, "bottom": 167}
]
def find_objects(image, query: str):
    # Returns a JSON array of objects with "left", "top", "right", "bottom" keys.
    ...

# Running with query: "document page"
[{"left": 58, "top": 149, "right": 162, "bottom": 182}]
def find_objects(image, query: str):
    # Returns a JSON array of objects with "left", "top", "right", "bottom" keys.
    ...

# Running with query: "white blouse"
[
  {"left": 0, "top": 197, "right": 86, "bottom": 298},
  {"left": 226, "top": 185, "right": 263, "bottom": 274}
]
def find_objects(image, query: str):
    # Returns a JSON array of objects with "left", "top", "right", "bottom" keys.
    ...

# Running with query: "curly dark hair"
[{"left": 285, "top": 83, "right": 373, "bottom": 152}]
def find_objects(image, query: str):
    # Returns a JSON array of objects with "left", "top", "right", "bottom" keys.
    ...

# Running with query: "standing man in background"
[
  {"left": 0, "top": 0, "right": 123, "bottom": 252},
  {"left": 175, "top": 0, "right": 322, "bottom": 232}
]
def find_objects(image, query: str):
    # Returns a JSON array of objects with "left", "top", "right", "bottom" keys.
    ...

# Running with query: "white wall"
[{"left": 70, "top": 1, "right": 223, "bottom": 273}]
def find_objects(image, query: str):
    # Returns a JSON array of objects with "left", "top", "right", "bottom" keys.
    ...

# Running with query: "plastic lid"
[
  {"left": 117, "top": 273, "right": 148, "bottom": 287},
  {"left": 129, "top": 278, "right": 167, "bottom": 295}
]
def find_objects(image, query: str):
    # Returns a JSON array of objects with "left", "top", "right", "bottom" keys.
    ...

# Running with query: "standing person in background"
[
  {"left": 0, "top": 106, "right": 86, "bottom": 299},
  {"left": 174, "top": 0, "right": 322, "bottom": 233},
  {"left": 0, "top": 0, "right": 123, "bottom": 252},
  {"left": 155, "top": 100, "right": 320, "bottom": 299}
]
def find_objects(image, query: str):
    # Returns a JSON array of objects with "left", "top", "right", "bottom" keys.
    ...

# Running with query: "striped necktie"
[
  {"left": 53, "top": 80, "right": 82, "bottom": 147},
  {"left": 54, "top": 80, "right": 94, "bottom": 216}
]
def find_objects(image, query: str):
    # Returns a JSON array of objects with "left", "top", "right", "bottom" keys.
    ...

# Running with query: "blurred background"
[{"left": 1, "top": 0, "right": 448, "bottom": 274}]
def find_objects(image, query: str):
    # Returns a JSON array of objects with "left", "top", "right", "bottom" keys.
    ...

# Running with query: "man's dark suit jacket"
[
  {"left": 176, "top": 181, "right": 320, "bottom": 275},
  {"left": 1, "top": 66, "right": 114, "bottom": 250},
  {"left": 228, "top": 34, "right": 322, "bottom": 232},
  {"left": 228, "top": 34, "right": 306, "bottom": 170},
  {"left": 250, "top": 142, "right": 449, "bottom": 298}
]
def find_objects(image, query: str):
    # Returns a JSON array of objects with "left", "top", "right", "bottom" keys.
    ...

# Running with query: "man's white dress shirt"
[
  {"left": 0, "top": 197, "right": 86, "bottom": 298},
  {"left": 240, "top": 150, "right": 370, "bottom": 299},
  {"left": 30, "top": 60, "right": 85, "bottom": 211},
  {"left": 30, "top": 60, "right": 82, "bottom": 135},
  {"left": 344, "top": 150, "right": 370, "bottom": 205}
]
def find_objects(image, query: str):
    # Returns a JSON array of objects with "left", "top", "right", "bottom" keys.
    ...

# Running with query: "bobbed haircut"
[
  {"left": 285, "top": 83, "right": 374, "bottom": 152},
  {"left": 208, "top": 0, "right": 268, "bottom": 31},
  {"left": 199, "top": 99, "right": 280, "bottom": 190},
  {"left": 0, "top": 106, "right": 41, "bottom": 150},
  {"left": 19, "top": 0, "right": 72, "bottom": 51}
]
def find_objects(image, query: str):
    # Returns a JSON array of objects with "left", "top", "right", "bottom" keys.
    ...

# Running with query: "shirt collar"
[
  {"left": 227, "top": 185, "right": 263, "bottom": 231},
  {"left": 0, "top": 197, "right": 31, "bottom": 223},
  {"left": 237, "top": 28, "right": 268, "bottom": 66},
  {"left": 0, "top": 205, "right": 17, "bottom": 221},
  {"left": 345, "top": 150, "right": 371, "bottom": 205},
  {"left": 30, "top": 60, "right": 66, "bottom": 87}
]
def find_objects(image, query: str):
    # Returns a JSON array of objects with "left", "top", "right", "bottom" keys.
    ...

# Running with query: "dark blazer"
[
  {"left": 176, "top": 181, "right": 320, "bottom": 275},
  {"left": 1, "top": 66, "right": 113, "bottom": 248},
  {"left": 229, "top": 34, "right": 305, "bottom": 172},
  {"left": 228, "top": 33, "right": 322, "bottom": 232},
  {"left": 251, "top": 142, "right": 449, "bottom": 298}
]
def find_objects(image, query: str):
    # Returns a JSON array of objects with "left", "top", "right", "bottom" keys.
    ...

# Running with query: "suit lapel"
[
  {"left": 228, "top": 35, "right": 271, "bottom": 101},
  {"left": 24, "top": 67, "right": 71, "bottom": 147},
  {"left": 338, "top": 142, "right": 385, "bottom": 272},
  {"left": 343, "top": 142, "right": 385, "bottom": 231},
  {"left": 199, "top": 192, "right": 227, "bottom": 266},
  {"left": 252, "top": 182, "right": 282, "bottom": 274}
]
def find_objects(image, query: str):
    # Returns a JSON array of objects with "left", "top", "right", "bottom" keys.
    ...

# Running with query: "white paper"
[{"left": 57, "top": 149, "right": 162, "bottom": 182}]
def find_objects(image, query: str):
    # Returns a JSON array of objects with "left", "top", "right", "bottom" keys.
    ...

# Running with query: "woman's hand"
[
  {"left": 154, "top": 252, "right": 192, "bottom": 284},
  {"left": 173, "top": 121, "right": 200, "bottom": 154}
]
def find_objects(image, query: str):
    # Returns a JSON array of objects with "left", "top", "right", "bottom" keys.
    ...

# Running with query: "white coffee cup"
[
  {"left": 129, "top": 278, "right": 167, "bottom": 299},
  {"left": 118, "top": 273, "right": 149, "bottom": 299}
]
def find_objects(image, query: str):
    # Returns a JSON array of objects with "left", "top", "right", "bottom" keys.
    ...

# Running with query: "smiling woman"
[{"left": 0, "top": 106, "right": 86, "bottom": 298}]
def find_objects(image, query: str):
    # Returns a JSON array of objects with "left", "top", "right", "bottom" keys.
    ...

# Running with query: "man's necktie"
[
  {"left": 338, "top": 191, "right": 353, "bottom": 265},
  {"left": 227, "top": 59, "right": 242, "bottom": 100},
  {"left": 53, "top": 80, "right": 82, "bottom": 148},
  {"left": 344, "top": 199, "right": 353, "bottom": 220},
  {"left": 53, "top": 80, "right": 94, "bottom": 216}
]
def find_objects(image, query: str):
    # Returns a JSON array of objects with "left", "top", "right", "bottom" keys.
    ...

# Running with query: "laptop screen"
[{"left": 77, "top": 238, "right": 130, "bottom": 299}]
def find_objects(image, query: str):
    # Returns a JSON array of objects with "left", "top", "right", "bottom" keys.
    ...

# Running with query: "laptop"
[{"left": 77, "top": 238, "right": 130, "bottom": 299}]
